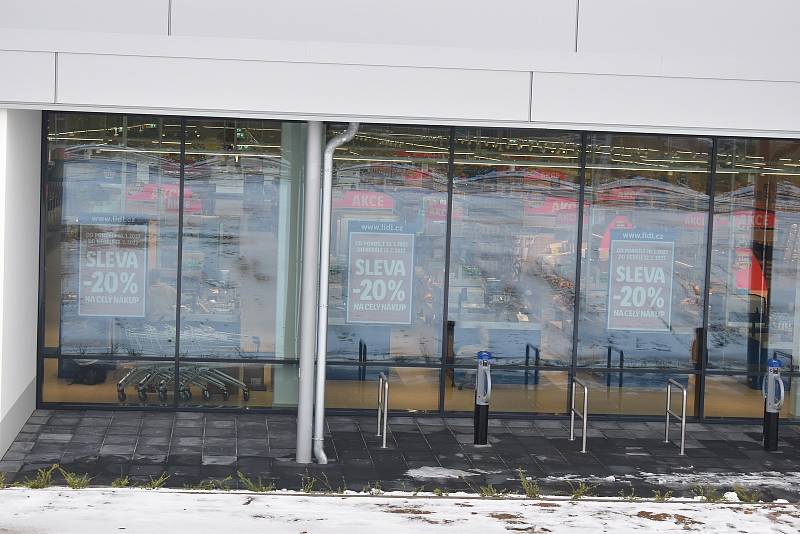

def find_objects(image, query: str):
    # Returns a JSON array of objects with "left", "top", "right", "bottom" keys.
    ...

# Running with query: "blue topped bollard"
[
  {"left": 763, "top": 357, "right": 785, "bottom": 451},
  {"left": 474, "top": 351, "right": 493, "bottom": 445}
]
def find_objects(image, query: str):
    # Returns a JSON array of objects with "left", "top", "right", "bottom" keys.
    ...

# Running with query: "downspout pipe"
[
  {"left": 313, "top": 122, "right": 359, "bottom": 464},
  {"left": 296, "top": 121, "right": 323, "bottom": 464}
]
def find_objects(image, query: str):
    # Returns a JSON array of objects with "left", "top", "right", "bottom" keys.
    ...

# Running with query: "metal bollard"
[
  {"left": 664, "top": 379, "right": 687, "bottom": 455},
  {"left": 376, "top": 372, "right": 389, "bottom": 448},
  {"left": 474, "top": 351, "right": 493, "bottom": 445},
  {"left": 762, "top": 357, "right": 785, "bottom": 451},
  {"left": 569, "top": 377, "right": 589, "bottom": 453}
]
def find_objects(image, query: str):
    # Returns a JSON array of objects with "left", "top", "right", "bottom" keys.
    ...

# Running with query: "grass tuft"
[
  {"left": 111, "top": 475, "right": 130, "bottom": 488},
  {"left": 58, "top": 468, "right": 92, "bottom": 489},
  {"left": 692, "top": 485, "right": 723, "bottom": 502},
  {"left": 20, "top": 464, "right": 59, "bottom": 489},
  {"left": 516, "top": 468, "right": 540, "bottom": 499},
  {"left": 617, "top": 487, "right": 637, "bottom": 502},
  {"left": 143, "top": 473, "right": 170, "bottom": 490},
  {"left": 733, "top": 485, "right": 761, "bottom": 503},
  {"left": 568, "top": 481, "right": 596, "bottom": 500},
  {"left": 652, "top": 489, "right": 673, "bottom": 502},
  {"left": 0, "top": 472, "right": 6, "bottom": 490},
  {"left": 237, "top": 471, "right": 275, "bottom": 493},
  {"left": 300, "top": 472, "right": 316, "bottom": 493}
]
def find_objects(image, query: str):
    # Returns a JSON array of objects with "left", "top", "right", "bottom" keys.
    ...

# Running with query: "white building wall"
[
  {"left": 0, "top": 0, "right": 798, "bottom": 137},
  {"left": 0, "top": 109, "right": 41, "bottom": 457}
]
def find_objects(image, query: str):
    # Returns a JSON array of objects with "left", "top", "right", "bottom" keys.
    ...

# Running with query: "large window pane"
[
  {"left": 708, "top": 139, "right": 800, "bottom": 382},
  {"left": 576, "top": 372, "right": 697, "bottom": 416},
  {"left": 704, "top": 374, "right": 798, "bottom": 418},
  {"left": 325, "top": 124, "right": 450, "bottom": 366},
  {"left": 448, "top": 128, "right": 581, "bottom": 368},
  {"left": 43, "top": 113, "right": 181, "bottom": 405},
  {"left": 177, "top": 119, "right": 304, "bottom": 406},
  {"left": 325, "top": 366, "right": 440, "bottom": 411},
  {"left": 577, "top": 134, "right": 711, "bottom": 369},
  {"left": 444, "top": 369, "right": 568, "bottom": 414}
]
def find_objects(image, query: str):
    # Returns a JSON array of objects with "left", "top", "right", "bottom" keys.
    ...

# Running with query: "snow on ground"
[{"left": 0, "top": 489, "right": 798, "bottom": 533}]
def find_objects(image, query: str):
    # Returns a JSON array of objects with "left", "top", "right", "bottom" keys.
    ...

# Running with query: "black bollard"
[{"left": 473, "top": 351, "right": 492, "bottom": 445}]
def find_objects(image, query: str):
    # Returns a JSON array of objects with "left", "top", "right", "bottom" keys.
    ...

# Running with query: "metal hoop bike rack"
[
  {"left": 376, "top": 372, "right": 390, "bottom": 448},
  {"left": 664, "top": 379, "right": 687, "bottom": 455},
  {"left": 569, "top": 377, "right": 589, "bottom": 453}
]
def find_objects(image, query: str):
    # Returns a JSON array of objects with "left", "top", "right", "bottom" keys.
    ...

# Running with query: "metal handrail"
[
  {"left": 376, "top": 372, "right": 389, "bottom": 448},
  {"left": 569, "top": 377, "right": 589, "bottom": 453},
  {"left": 525, "top": 343, "right": 541, "bottom": 386},
  {"left": 606, "top": 346, "right": 624, "bottom": 388},
  {"left": 664, "top": 379, "right": 687, "bottom": 455}
]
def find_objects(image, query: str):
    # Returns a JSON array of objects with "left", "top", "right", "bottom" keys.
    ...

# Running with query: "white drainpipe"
[
  {"left": 295, "top": 121, "right": 323, "bottom": 464},
  {"left": 313, "top": 122, "right": 359, "bottom": 464}
]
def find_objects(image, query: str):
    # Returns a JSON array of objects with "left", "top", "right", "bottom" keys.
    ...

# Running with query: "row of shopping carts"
[
  {"left": 116, "top": 362, "right": 250, "bottom": 402},
  {"left": 116, "top": 324, "right": 255, "bottom": 402}
]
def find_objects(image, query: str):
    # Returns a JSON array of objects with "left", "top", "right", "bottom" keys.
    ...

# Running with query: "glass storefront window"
[
  {"left": 708, "top": 139, "right": 800, "bottom": 383},
  {"left": 576, "top": 372, "right": 697, "bottom": 416},
  {"left": 325, "top": 366, "right": 440, "bottom": 411},
  {"left": 325, "top": 124, "right": 450, "bottom": 366},
  {"left": 704, "top": 374, "right": 798, "bottom": 418},
  {"left": 41, "top": 113, "right": 304, "bottom": 407},
  {"left": 179, "top": 119, "right": 303, "bottom": 363},
  {"left": 577, "top": 134, "right": 712, "bottom": 370},
  {"left": 37, "top": 112, "right": 800, "bottom": 420},
  {"left": 444, "top": 369, "right": 568, "bottom": 414},
  {"left": 447, "top": 128, "right": 581, "bottom": 368}
]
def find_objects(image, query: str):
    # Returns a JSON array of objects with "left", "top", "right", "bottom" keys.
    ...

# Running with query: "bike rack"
[
  {"left": 606, "top": 346, "right": 624, "bottom": 388},
  {"left": 664, "top": 379, "right": 687, "bottom": 455},
  {"left": 525, "top": 343, "right": 541, "bottom": 386},
  {"left": 376, "top": 372, "right": 390, "bottom": 448},
  {"left": 569, "top": 377, "right": 589, "bottom": 453}
]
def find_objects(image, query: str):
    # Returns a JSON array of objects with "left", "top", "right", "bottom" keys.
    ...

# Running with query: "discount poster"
[
  {"left": 607, "top": 229, "right": 675, "bottom": 332},
  {"left": 78, "top": 215, "right": 148, "bottom": 317},
  {"left": 346, "top": 221, "right": 415, "bottom": 325}
]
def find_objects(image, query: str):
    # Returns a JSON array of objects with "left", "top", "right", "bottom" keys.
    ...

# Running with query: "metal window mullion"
[
  {"left": 698, "top": 137, "right": 718, "bottom": 420},
  {"left": 569, "top": 132, "right": 589, "bottom": 413},
  {"left": 438, "top": 126, "right": 456, "bottom": 416},
  {"left": 173, "top": 116, "right": 188, "bottom": 408},
  {"left": 36, "top": 111, "right": 50, "bottom": 409}
]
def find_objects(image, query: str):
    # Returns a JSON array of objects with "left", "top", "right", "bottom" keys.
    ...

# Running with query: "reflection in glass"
[
  {"left": 445, "top": 369, "right": 568, "bottom": 413},
  {"left": 177, "top": 119, "right": 304, "bottom": 406},
  {"left": 708, "top": 139, "right": 800, "bottom": 384},
  {"left": 704, "top": 374, "right": 798, "bottom": 418},
  {"left": 577, "top": 372, "right": 696, "bottom": 416},
  {"left": 326, "top": 124, "right": 450, "bottom": 366},
  {"left": 577, "top": 134, "right": 711, "bottom": 369},
  {"left": 42, "top": 358, "right": 171, "bottom": 406},
  {"left": 325, "top": 366, "right": 440, "bottom": 411},
  {"left": 448, "top": 128, "right": 581, "bottom": 368},
  {"left": 177, "top": 363, "right": 297, "bottom": 408},
  {"left": 43, "top": 113, "right": 182, "bottom": 409}
]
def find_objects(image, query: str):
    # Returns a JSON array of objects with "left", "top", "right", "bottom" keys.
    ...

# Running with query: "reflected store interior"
[{"left": 39, "top": 112, "right": 800, "bottom": 420}]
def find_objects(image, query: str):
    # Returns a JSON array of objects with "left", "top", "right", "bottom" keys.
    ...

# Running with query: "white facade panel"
[
  {"left": 0, "top": 109, "right": 41, "bottom": 456},
  {"left": 0, "top": 50, "right": 55, "bottom": 104},
  {"left": 0, "top": 0, "right": 168, "bottom": 35},
  {"left": 57, "top": 54, "right": 531, "bottom": 122},
  {"left": 531, "top": 72, "right": 800, "bottom": 133},
  {"left": 171, "top": 0, "right": 577, "bottom": 53},
  {"left": 578, "top": 0, "right": 800, "bottom": 59}
]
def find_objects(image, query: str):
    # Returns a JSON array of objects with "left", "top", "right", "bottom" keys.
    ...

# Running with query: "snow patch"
[{"left": 406, "top": 466, "right": 476, "bottom": 479}]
